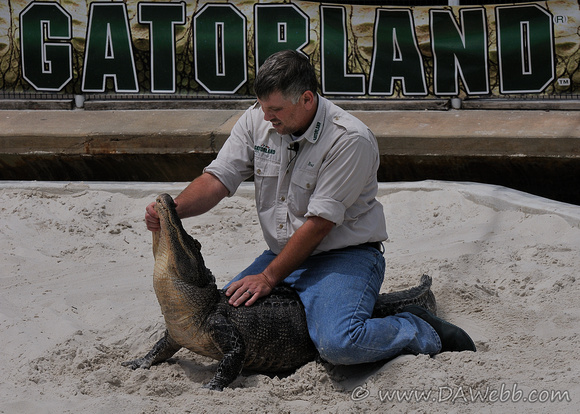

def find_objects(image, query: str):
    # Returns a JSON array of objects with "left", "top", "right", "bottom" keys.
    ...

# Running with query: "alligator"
[{"left": 122, "top": 193, "right": 437, "bottom": 391}]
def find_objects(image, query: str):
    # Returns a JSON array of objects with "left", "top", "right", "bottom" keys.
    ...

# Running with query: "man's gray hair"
[{"left": 254, "top": 50, "right": 318, "bottom": 103}]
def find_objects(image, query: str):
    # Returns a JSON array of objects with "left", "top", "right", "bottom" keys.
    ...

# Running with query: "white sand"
[{"left": 1, "top": 180, "right": 578, "bottom": 413}]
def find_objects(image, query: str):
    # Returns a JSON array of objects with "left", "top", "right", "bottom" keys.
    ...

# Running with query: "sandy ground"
[{"left": 1, "top": 180, "right": 578, "bottom": 413}]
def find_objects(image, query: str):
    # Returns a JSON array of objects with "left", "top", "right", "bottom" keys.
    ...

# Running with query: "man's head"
[
  {"left": 255, "top": 50, "right": 318, "bottom": 136},
  {"left": 254, "top": 50, "right": 318, "bottom": 103}
]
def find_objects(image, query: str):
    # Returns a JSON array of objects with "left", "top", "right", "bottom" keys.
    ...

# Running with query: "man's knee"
[
  {"left": 313, "top": 321, "right": 403, "bottom": 365},
  {"left": 314, "top": 332, "right": 370, "bottom": 365},
  {"left": 316, "top": 340, "right": 354, "bottom": 365}
]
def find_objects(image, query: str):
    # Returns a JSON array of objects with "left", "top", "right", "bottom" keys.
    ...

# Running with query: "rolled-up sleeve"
[
  {"left": 204, "top": 110, "right": 256, "bottom": 196},
  {"left": 305, "top": 196, "right": 346, "bottom": 225}
]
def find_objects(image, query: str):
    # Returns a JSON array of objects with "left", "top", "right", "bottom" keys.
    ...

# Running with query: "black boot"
[{"left": 402, "top": 305, "right": 476, "bottom": 353}]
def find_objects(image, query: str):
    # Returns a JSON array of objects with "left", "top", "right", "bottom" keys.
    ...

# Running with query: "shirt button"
[
  {"left": 279, "top": 224, "right": 284, "bottom": 229},
  {"left": 256, "top": 168, "right": 262, "bottom": 174},
  {"left": 306, "top": 183, "right": 311, "bottom": 189},
  {"left": 280, "top": 196, "right": 286, "bottom": 202}
]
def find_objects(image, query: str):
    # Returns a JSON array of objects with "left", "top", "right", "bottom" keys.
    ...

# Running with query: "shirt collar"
[{"left": 293, "top": 94, "right": 326, "bottom": 144}]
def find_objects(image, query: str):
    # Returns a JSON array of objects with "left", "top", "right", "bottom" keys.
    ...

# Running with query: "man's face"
[{"left": 258, "top": 90, "right": 316, "bottom": 136}]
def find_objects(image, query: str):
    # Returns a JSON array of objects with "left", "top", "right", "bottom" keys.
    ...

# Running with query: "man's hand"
[
  {"left": 145, "top": 199, "right": 180, "bottom": 232},
  {"left": 225, "top": 272, "right": 274, "bottom": 307},
  {"left": 144, "top": 173, "right": 229, "bottom": 232},
  {"left": 226, "top": 216, "right": 334, "bottom": 307},
  {"left": 144, "top": 201, "right": 160, "bottom": 232}
]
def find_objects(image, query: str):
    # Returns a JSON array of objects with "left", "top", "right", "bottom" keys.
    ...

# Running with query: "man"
[{"left": 145, "top": 50, "right": 475, "bottom": 365}]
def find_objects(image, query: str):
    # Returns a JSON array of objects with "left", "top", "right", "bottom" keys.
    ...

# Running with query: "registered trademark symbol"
[{"left": 553, "top": 15, "right": 568, "bottom": 24}]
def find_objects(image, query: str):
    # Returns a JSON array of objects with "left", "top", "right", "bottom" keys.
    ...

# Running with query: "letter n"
[{"left": 430, "top": 8, "right": 489, "bottom": 95}]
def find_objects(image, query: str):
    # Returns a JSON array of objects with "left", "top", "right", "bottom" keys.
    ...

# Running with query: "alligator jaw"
[
  {"left": 153, "top": 193, "right": 215, "bottom": 288},
  {"left": 152, "top": 194, "right": 220, "bottom": 354}
]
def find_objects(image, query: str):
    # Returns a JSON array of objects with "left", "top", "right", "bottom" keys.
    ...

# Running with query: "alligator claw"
[
  {"left": 202, "top": 380, "right": 224, "bottom": 391},
  {"left": 121, "top": 358, "right": 152, "bottom": 370}
]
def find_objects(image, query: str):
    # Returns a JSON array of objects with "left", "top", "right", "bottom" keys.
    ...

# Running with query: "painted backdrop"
[{"left": 0, "top": 0, "right": 579, "bottom": 98}]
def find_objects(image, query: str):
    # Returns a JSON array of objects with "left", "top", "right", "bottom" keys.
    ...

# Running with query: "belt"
[{"left": 362, "top": 241, "right": 384, "bottom": 253}]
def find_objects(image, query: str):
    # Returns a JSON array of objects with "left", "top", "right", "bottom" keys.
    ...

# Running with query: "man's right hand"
[
  {"left": 145, "top": 200, "right": 161, "bottom": 232},
  {"left": 144, "top": 173, "right": 228, "bottom": 232}
]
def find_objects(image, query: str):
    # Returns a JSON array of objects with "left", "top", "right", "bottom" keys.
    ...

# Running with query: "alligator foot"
[
  {"left": 202, "top": 379, "right": 225, "bottom": 391},
  {"left": 122, "top": 330, "right": 182, "bottom": 370},
  {"left": 121, "top": 356, "right": 154, "bottom": 370}
]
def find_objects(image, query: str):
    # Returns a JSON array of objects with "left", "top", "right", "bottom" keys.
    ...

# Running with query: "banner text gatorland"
[{"left": 2, "top": 0, "right": 579, "bottom": 98}]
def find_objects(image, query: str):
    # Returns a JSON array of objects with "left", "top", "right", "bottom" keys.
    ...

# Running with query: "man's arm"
[
  {"left": 174, "top": 173, "right": 230, "bottom": 219},
  {"left": 225, "top": 215, "right": 334, "bottom": 307},
  {"left": 145, "top": 172, "right": 229, "bottom": 232}
]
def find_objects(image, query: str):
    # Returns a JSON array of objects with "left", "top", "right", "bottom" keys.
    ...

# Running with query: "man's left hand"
[{"left": 225, "top": 273, "right": 273, "bottom": 307}]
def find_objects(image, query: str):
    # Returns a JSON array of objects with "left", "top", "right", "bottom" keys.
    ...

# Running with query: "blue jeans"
[{"left": 224, "top": 245, "right": 441, "bottom": 365}]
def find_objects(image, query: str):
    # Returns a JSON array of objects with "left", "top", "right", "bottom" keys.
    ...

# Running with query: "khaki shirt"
[{"left": 204, "top": 95, "right": 388, "bottom": 255}]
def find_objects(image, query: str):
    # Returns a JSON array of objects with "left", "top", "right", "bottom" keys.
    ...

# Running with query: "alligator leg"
[
  {"left": 203, "top": 313, "right": 246, "bottom": 391},
  {"left": 122, "top": 330, "right": 182, "bottom": 370}
]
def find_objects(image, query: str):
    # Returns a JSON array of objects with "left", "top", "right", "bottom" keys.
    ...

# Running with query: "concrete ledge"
[
  {"left": 1, "top": 107, "right": 579, "bottom": 204},
  {"left": 0, "top": 109, "right": 240, "bottom": 154},
  {"left": 0, "top": 99, "right": 74, "bottom": 110},
  {"left": 461, "top": 99, "right": 580, "bottom": 111},
  {"left": 83, "top": 99, "right": 257, "bottom": 111},
  {"left": 3, "top": 98, "right": 579, "bottom": 111},
  {"left": 319, "top": 99, "right": 449, "bottom": 111},
  {"left": 2, "top": 108, "right": 578, "bottom": 155}
]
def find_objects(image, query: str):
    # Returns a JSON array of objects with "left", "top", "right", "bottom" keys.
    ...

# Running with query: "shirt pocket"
[
  {"left": 254, "top": 154, "right": 280, "bottom": 211},
  {"left": 289, "top": 169, "right": 317, "bottom": 217}
]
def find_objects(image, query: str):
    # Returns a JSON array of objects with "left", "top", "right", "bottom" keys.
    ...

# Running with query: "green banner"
[{"left": 1, "top": 0, "right": 578, "bottom": 98}]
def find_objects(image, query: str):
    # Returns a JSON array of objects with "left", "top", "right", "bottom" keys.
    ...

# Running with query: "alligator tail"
[{"left": 371, "top": 274, "right": 437, "bottom": 318}]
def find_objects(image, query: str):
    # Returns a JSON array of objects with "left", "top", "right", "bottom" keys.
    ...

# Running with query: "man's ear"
[{"left": 302, "top": 90, "right": 316, "bottom": 110}]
